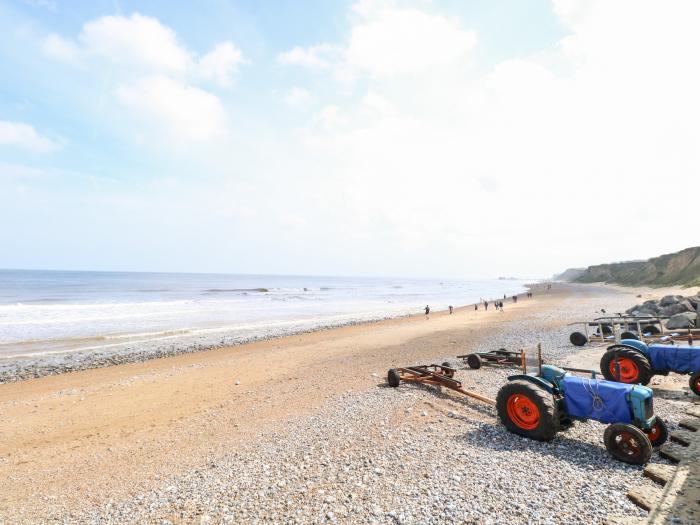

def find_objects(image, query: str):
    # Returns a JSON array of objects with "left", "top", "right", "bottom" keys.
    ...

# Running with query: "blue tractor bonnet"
[
  {"left": 646, "top": 344, "right": 700, "bottom": 374},
  {"left": 560, "top": 375, "right": 639, "bottom": 424}
]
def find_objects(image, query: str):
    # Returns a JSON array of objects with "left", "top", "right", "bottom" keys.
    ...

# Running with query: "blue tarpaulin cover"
[
  {"left": 561, "top": 375, "right": 633, "bottom": 424},
  {"left": 647, "top": 345, "right": 700, "bottom": 373}
]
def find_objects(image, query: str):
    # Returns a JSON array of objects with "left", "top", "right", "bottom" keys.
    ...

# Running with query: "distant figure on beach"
[
  {"left": 513, "top": 295, "right": 517, "bottom": 303},
  {"left": 484, "top": 301, "right": 488, "bottom": 311},
  {"left": 504, "top": 294, "right": 506, "bottom": 299},
  {"left": 474, "top": 303, "right": 478, "bottom": 311},
  {"left": 449, "top": 305, "right": 454, "bottom": 314},
  {"left": 499, "top": 300, "right": 504, "bottom": 312},
  {"left": 425, "top": 305, "right": 430, "bottom": 319}
]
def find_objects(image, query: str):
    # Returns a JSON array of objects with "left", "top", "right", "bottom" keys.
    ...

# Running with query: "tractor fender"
[
  {"left": 607, "top": 340, "right": 649, "bottom": 356},
  {"left": 507, "top": 374, "right": 556, "bottom": 395}
]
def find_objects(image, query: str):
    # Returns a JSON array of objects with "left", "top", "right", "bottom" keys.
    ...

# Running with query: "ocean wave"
[{"left": 203, "top": 288, "right": 269, "bottom": 293}]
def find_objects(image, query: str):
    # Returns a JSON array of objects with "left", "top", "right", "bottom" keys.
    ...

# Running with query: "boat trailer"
[
  {"left": 457, "top": 348, "right": 524, "bottom": 369},
  {"left": 387, "top": 364, "right": 496, "bottom": 405}
]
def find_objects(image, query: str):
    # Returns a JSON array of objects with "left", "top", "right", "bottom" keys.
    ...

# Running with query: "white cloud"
[
  {"left": 278, "top": 44, "right": 340, "bottom": 69},
  {"left": 42, "top": 13, "right": 245, "bottom": 144},
  {"left": 115, "top": 76, "right": 227, "bottom": 142},
  {"left": 0, "top": 121, "right": 58, "bottom": 153},
  {"left": 285, "top": 87, "right": 316, "bottom": 109},
  {"left": 279, "top": 3, "right": 476, "bottom": 78},
  {"left": 196, "top": 42, "right": 245, "bottom": 87},
  {"left": 42, "top": 34, "right": 81, "bottom": 65},
  {"left": 347, "top": 7, "right": 476, "bottom": 76},
  {"left": 80, "top": 13, "right": 193, "bottom": 74},
  {"left": 274, "top": 0, "right": 700, "bottom": 277}
]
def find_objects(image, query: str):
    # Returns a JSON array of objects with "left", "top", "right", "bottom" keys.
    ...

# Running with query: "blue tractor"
[
  {"left": 497, "top": 364, "right": 667, "bottom": 464},
  {"left": 599, "top": 339, "right": 700, "bottom": 396}
]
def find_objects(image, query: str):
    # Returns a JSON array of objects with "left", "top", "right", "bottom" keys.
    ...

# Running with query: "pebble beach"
[{"left": 1, "top": 283, "right": 697, "bottom": 524}]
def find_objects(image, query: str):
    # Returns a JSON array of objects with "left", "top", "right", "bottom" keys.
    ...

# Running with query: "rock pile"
[{"left": 626, "top": 294, "right": 700, "bottom": 329}]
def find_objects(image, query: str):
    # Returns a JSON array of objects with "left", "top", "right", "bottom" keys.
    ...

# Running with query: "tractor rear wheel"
[
  {"left": 441, "top": 362, "right": 455, "bottom": 378},
  {"left": 645, "top": 417, "right": 668, "bottom": 447},
  {"left": 620, "top": 331, "right": 638, "bottom": 340},
  {"left": 466, "top": 354, "right": 482, "bottom": 369},
  {"left": 604, "top": 423, "right": 652, "bottom": 465},
  {"left": 600, "top": 347, "right": 653, "bottom": 385},
  {"left": 497, "top": 380, "right": 558, "bottom": 441},
  {"left": 387, "top": 368, "right": 401, "bottom": 388},
  {"left": 570, "top": 332, "right": 588, "bottom": 346},
  {"left": 690, "top": 372, "right": 700, "bottom": 396}
]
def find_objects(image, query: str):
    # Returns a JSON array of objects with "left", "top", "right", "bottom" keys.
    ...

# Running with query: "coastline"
[{"left": 0, "top": 283, "right": 531, "bottom": 384}]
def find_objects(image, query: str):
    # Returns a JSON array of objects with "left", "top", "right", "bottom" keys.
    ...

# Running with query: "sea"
[{"left": 0, "top": 270, "right": 531, "bottom": 361}]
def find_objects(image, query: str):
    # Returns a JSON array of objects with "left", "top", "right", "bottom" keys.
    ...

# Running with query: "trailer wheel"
[
  {"left": 441, "top": 362, "right": 455, "bottom": 378},
  {"left": 496, "top": 380, "right": 558, "bottom": 441},
  {"left": 466, "top": 354, "right": 482, "bottom": 369},
  {"left": 645, "top": 417, "right": 668, "bottom": 447},
  {"left": 643, "top": 325, "right": 661, "bottom": 335},
  {"left": 596, "top": 324, "right": 613, "bottom": 335},
  {"left": 604, "top": 423, "right": 652, "bottom": 465},
  {"left": 570, "top": 332, "right": 588, "bottom": 346},
  {"left": 690, "top": 372, "right": 700, "bottom": 396},
  {"left": 620, "top": 331, "right": 638, "bottom": 341},
  {"left": 387, "top": 368, "right": 401, "bottom": 388},
  {"left": 600, "top": 347, "right": 653, "bottom": 385}
]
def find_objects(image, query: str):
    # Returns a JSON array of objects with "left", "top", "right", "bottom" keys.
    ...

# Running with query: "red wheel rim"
[
  {"left": 646, "top": 422, "right": 662, "bottom": 444},
  {"left": 609, "top": 357, "right": 639, "bottom": 383},
  {"left": 612, "top": 430, "right": 642, "bottom": 458},
  {"left": 506, "top": 394, "right": 540, "bottom": 430}
]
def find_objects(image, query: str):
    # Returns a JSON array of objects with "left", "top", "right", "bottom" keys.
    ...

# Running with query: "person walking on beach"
[
  {"left": 425, "top": 305, "right": 430, "bottom": 319},
  {"left": 449, "top": 305, "right": 454, "bottom": 314},
  {"left": 484, "top": 300, "right": 488, "bottom": 311},
  {"left": 474, "top": 303, "right": 478, "bottom": 311}
]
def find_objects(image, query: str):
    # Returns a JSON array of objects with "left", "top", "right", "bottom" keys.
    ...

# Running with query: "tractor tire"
[
  {"left": 604, "top": 423, "right": 652, "bottom": 465},
  {"left": 466, "top": 354, "right": 482, "bottom": 369},
  {"left": 599, "top": 324, "right": 613, "bottom": 335},
  {"left": 645, "top": 417, "right": 668, "bottom": 447},
  {"left": 600, "top": 347, "right": 653, "bottom": 385},
  {"left": 570, "top": 332, "right": 588, "bottom": 346},
  {"left": 620, "top": 331, "right": 638, "bottom": 340},
  {"left": 387, "top": 368, "right": 401, "bottom": 388},
  {"left": 496, "top": 379, "right": 558, "bottom": 441},
  {"left": 690, "top": 372, "right": 700, "bottom": 396},
  {"left": 441, "top": 362, "right": 455, "bottom": 378}
]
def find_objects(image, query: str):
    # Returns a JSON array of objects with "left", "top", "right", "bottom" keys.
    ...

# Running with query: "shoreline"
[{"left": 0, "top": 284, "right": 531, "bottom": 384}]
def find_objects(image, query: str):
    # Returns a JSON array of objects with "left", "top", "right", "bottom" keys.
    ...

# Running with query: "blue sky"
[{"left": 1, "top": 0, "right": 698, "bottom": 277}]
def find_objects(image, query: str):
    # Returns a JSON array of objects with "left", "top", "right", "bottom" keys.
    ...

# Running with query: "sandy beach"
[{"left": 0, "top": 282, "right": 697, "bottom": 523}]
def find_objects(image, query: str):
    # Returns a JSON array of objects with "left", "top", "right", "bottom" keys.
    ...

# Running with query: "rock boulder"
[{"left": 665, "top": 312, "right": 698, "bottom": 330}]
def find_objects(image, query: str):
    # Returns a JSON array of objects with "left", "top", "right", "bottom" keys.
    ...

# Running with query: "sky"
[{"left": 0, "top": 0, "right": 698, "bottom": 279}]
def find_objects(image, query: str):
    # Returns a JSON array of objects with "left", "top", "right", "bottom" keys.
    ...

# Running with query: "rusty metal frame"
[{"left": 395, "top": 364, "right": 496, "bottom": 406}]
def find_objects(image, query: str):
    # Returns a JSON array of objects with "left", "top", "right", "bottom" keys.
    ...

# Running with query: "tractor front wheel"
[
  {"left": 604, "top": 423, "right": 652, "bottom": 465},
  {"left": 645, "top": 417, "right": 668, "bottom": 447},
  {"left": 600, "top": 347, "right": 653, "bottom": 385},
  {"left": 387, "top": 368, "right": 401, "bottom": 388},
  {"left": 690, "top": 372, "right": 700, "bottom": 396},
  {"left": 497, "top": 380, "right": 558, "bottom": 441}
]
